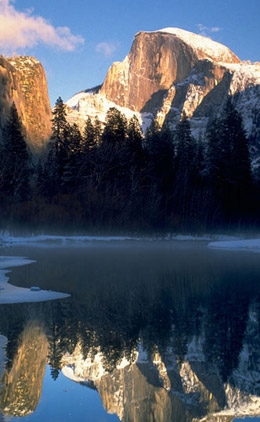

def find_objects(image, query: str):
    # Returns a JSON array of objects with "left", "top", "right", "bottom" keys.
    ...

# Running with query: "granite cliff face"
[
  {"left": 67, "top": 28, "right": 260, "bottom": 155},
  {"left": 100, "top": 29, "right": 240, "bottom": 113},
  {"left": 0, "top": 55, "right": 52, "bottom": 151}
]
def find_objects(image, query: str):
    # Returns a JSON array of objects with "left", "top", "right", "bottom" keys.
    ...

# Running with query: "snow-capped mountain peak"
[{"left": 157, "top": 27, "right": 240, "bottom": 63}]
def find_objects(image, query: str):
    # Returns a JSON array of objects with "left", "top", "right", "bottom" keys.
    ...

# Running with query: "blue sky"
[{"left": 0, "top": 0, "right": 259, "bottom": 105}]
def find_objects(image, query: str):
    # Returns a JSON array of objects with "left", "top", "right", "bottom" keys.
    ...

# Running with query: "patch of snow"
[
  {"left": 66, "top": 91, "right": 142, "bottom": 126},
  {"left": 62, "top": 349, "right": 106, "bottom": 381},
  {"left": 117, "top": 356, "right": 132, "bottom": 370},
  {"left": 0, "top": 256, "right": 35, "bottom": 269},
  {"left": 66, "top": 91, "right": 88, "bottom": 109},
  {"left": 172, "top": 234, "right": 213, "bottom": 241},
  {"left": 62, "top": 365, "right": 87, "bottom": 383},
  {"left": 136, "top": 344, "right": 148, "bottom": 363},
  {"left": 0, "top": 256, "right": 70, "bottom": 304},
  {"left": 224, "top": 62, "right": 260, "bottom": 137},
  {"left": 157, "top": 28, "right": 239, "bottom": 63},
  {"left": 0, "top": 281, "right": 70, "bottom": 304},
  {"left": 208, "top": 238, "right": 260, "bottom": 252},
  {"left": 226, "top": 62, "right": 260, "bottom": 90}
]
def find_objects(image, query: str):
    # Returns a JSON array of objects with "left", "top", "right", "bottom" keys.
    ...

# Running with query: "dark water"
[{"left": 1, "top": 239, "right": 260, "bottom": 421}]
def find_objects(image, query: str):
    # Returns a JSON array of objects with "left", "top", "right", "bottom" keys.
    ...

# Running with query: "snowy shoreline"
[
  {"left": 1, "top": 231, "right": 260, "bottom": 250},
  {"left": 1, "top": 231, "right": 260, "bottom": 248},
  {"left": 0, "top": 256, "right": 70, "bottom": 304},
  {"left": 208, "top": 238, "right": 260, "bottom": 252}
]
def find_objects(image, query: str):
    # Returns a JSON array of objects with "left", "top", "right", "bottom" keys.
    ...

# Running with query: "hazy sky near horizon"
[{"left": 0, "top": 0, "right": 259, "bottom": 105}]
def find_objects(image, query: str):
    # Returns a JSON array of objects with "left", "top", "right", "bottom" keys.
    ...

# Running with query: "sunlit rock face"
[
  {"left": 0, "top": 320, "right": 48, "bottom": 417},
  {"left": 100, "top": 29, "right": 239, "bottom": 113},
  {"left": 0, "top": 55, "right": 52, "bottom": 151},
  {"left": 68, "top": 28, "right": 260, "bottom": 149}
]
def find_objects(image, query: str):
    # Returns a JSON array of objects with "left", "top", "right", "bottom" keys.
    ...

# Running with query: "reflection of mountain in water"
[
  {"left": 60, "top": 300, "right": 260, "bottom": 422},
  {"left": 0, "top": 318, "right": 48, "bottom": 417},
  {"left": 1, "top": 244, "right": 260, "bottom": 421}
]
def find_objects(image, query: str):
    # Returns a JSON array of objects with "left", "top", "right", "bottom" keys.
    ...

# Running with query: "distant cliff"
[{"left": 0, "top": 55, "right": 52, "bottom": 152}]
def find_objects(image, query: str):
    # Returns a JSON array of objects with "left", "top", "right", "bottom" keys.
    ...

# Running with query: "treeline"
[{"left": 0, "top": 97, "right": 259, "bottom": 233}]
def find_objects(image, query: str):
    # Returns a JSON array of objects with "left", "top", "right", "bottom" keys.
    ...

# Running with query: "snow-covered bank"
[
  {"left": 208, "top": 238, "right": 260, "bottom": 252},
  {"left": 0, "top": 256, "right": 70, "bottom": 304},
  {"left": 0, "top": 233, "right": 140, "bottom": 247},
  {"left": 0, "top": 232, "right": 242, "bottom": 247},
  {"left": 1, "top": 231, "right": 260, "bottom": 253}
]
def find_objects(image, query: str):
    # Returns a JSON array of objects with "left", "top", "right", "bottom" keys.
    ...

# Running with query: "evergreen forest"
[{"left": 0, "top": 97, "right": 259, "bottom": 234}]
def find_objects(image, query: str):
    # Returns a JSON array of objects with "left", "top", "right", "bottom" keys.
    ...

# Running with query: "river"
[{"left": 0, "top": 238, "right": 260, "bottom": 421}]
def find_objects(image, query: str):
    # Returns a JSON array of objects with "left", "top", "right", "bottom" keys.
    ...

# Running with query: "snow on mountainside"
[
  {"left": 226, "top": 62, "right": 260, "bottom": 137},
  {"left": 157, "top": 27, "right": 240, "bottom": 63},
  {"left": 66, "top": 90, "right": 139, "bottom": 122},
  {"left": 66, "top": 90, "right": 150, "bottom": 132}
]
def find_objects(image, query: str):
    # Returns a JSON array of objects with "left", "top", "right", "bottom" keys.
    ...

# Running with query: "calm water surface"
[{"left": 0, "top": 239, "right": 260, "bottom": 421}]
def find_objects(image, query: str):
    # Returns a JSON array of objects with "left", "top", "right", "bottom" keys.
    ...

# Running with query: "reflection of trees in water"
[
  {"left": 0, "top": 260, "right": 259, "bottom": 385},
  {"left": 45, "top": 299, "right": 78, "bottom": 379},
  {"left": 47, "top": 267, "right": 256, "bottom": 381},
  {"left": 204, "top": 271, "right": 252, "bottom": 381},
  {"left": 0, "top": 304, "right": 26, "bottom": 370}
]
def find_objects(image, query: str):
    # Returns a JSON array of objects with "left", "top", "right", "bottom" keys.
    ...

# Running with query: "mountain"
[
  {"left": 67, "top": 28, "right": 260, "bottom": 159},
  {"left": 0, "top": 55, "right": 52, "bottom": 152}
]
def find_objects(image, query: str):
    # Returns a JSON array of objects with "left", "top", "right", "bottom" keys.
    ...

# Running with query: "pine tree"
[
  {"left": 0, "top": 103, "right": 31, "bottom": 208},
  {"left": 143, "top": 120, "right": 176, "bottom": 228},
  {"left": 51, "top": 97, "right": 68, "bottom": 144},
  {"left": 174, "top": 114, "right": 198, "bottom": 223},
  {"left": 145, "top": 119, "right": 161, "bottom": 154},
  {"left": 206, "top": 98, "right": 252, "bottom": 223},
  {"left": 102, "top": 107, "right": 127, "bottom": 145},
  {"left": 45, "top": 97, "right": 70, "bottom": 196},
  {"left": 93, "top": 116, "right": 102, "bottom": 146},
  {"left": 61, "top": 123, "right": 82, "bottom": 192},
  {"left": 82, "top": 117, "right": 96, "bottom": 152},
  {"left": 175, "top": 114, "right": 196, "bottom": 185},
  {"left": 127, "top": 115, "right": 143, "bottom": 151}
]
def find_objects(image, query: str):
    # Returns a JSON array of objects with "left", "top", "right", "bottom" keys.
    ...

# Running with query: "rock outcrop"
[{"left": 0, "top": 55, "right": 52, "bottom": 152}]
